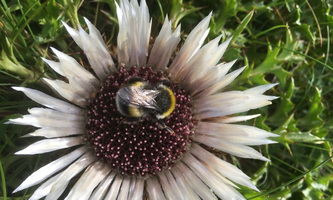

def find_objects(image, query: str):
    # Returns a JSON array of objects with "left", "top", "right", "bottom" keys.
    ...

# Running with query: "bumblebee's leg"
[
  {"left": 144, "top": 111, "right": 175, "bottom": 135},
  {"left": 165, "top": 126, "right": 175, "bottom": 135},
  {"left": 158, "top": 79, "right": 172, "bottom": 87},
  {"left": 119, "top": 117, "right": 142, "bottom": 125},
  {"left": 157, "top": 120, "right": 175, "bottom": 135}
]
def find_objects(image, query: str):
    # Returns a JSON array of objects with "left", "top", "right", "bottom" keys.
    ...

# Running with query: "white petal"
[
  {"left": 182, "top": 35, "right": 221, "bottom": 84},
  {"left": 89, "top": 172, "right": 116, "bottom": 200},
  {"left": 43, "top": 61, "right": 95, "bottom": 100},
  {"left": 186, "top": 37, "right": 232, "bottom": 84},
  {"left": 165, "top": 170, "right": 186, "bottom": 200},
  {"left": 245, "top": 83, "right": 279, "bottom": 95},
  {"left": 62, "top": 21, "right": 82, "bottom": 46},
  {"left": 191, "top": 144, "right": 259, "bottom": 191},
  {"left": 28, "top": 174, "right": 61, "bottom": 200},
  {"left": 193, "top": 135, "right": 270, "bottom": 161},
  {"left": 176, "top": 162, "right": 217, "bottom": 200},
  {"left": 158, "top": 172, "right": 178, "bottom": 200},
  {"left": 43, "top": 78, "right": 86, "bottom": 107},
  {"left": 104, "top": 175, "right": 123, "bottom": 199},
  {"left": 50, "top": 47, "right": 99, "bottom": 86},
  {"left": 205, "top": 37, "right": 232, "bottom": 70},
  {"left": 169, "top": 12, "right": 212, "bottom": 79},
  {"left": 15, "top": 137, "right": 83, "bottom": 155},
  {"left": 116, "top": 0, "right": 151, "bottom": 67},
  {"left": 208, "top": 114, "right": 261, "bottom": 123},
  {"left": 46, "top": 153, "right": 96, "bottom": 200},
  {"left": 148, "top": 15, "right": 181, "bottom": 71},
  {"left": 83, "top": 17, "right": 106, "bottom": 46},
  {"left": 8, "top": 114, "right": 83, "bottom": 128},
  {"left": 23, "top": 127, "right": 84, "bottom": 138},
  {"left": 12, "top": 87, "right": 83, "bottom": 114},
  {"left": 170, "top": 168, "right": 200, "bottom": 200},
  {"left": 182, "top": 153, "right": 246, "bottom": 200},
  {"left": 41, "top": 58, "right": 65, "bottom": 76},
  {"left": 28, "top": 107, "right": 84, "bottom": 121},
  {"left": 193, "top": 91, "right": 277, "bottom": 119},
  {"left": 67, "top": 76, "right": 97, "bottom": 98},
  {"left": 195, "top": 87, "right": 276, "bottom": 111},
  {"left": 189, "top": 59, "right": 237, "bottom": 95},
  {"left": 214, "top": 59, "right": 238, "bottom": 78},
  {"left": 196, "top": 66, "right": 246, "bottom": 98},
  {"left": 178, "top": 35, "right": 222, "bottom": 84},
  {"left": 77, "top": 18, "right": 116, "bottom": 81},
  {"left": 146, "top": 176, "right": 166, "bottom": 200},
  {"left": 117, "top": 176, "right": 131, "bottom": 200},
  {"left": 196, "top": 122, "right": 278, "bottom": 145},
  {"left": 181, "top": 36, "right": 233, "bottom": 87},
  {"left": 13, "top": 147, "right": 87, "bottom": 193},
  {"left": 65, "top": 162, "right": 111, "bottom": 200},
  {"left": 128, "top": 177, "right": 144, "bottom": 200}
]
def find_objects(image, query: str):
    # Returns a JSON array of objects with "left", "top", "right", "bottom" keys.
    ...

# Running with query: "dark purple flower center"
[{"left": 85, "top": 66, "right": 195, "bottom": 176}]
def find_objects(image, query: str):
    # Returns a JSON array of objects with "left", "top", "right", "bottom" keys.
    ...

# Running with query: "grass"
[{"left": 1, "top": 0, "right": 333, "bottom": 199}]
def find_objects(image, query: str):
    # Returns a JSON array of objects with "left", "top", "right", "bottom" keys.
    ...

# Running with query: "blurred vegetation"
[{"left": 1, "top": 0, "right": 333, "bottom": 199}]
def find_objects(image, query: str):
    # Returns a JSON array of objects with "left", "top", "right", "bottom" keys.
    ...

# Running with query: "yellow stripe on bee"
[
  {"left": 158, "top": 86, "right": 176, "bottom": 119},
  {"left": 128, "top": 81, "right": 144, "bottom": 117},
  {"left": 129, "top": 107, "right": 143, "bottom": 118},
  {"left": 131, "top": 81, "right": 145, "bottom": 87}
]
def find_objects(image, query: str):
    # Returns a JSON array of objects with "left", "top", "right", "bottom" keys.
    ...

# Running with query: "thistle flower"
[{"left": 8, "top": 0, "right": 278, "bottom": 199}]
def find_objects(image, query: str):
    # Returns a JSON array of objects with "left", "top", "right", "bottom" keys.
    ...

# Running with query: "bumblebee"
[{"left": 116, "top": 78, "right": 176, "bottom": 133}]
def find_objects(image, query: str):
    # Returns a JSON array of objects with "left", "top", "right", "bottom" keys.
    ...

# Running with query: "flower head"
[{"left": 9, "top": 0, "right": 278, "bottom": 199}]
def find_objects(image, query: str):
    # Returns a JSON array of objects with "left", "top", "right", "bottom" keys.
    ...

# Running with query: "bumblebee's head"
[{"left": 154, "top": 84, "right": 176, "bottom": 119}]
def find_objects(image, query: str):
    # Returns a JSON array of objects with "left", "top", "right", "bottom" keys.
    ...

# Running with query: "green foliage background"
[{"left": 1, "top": 0, "right": 333, "bottom": 199}]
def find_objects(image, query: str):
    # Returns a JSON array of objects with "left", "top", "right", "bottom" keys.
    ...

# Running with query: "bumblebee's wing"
[{"left": 117, "top": 86, "right": 161, "bottom": 111}]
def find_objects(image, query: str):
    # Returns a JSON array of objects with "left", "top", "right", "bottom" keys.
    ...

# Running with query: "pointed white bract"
[
  {"left": 28, "top": 174, "right": 61, "bottom": 200},
  {"left": 27, "top": 107, "right": 84, "bottom": 121},
  {"left": 11, "top": 87, "right": 83, "bottom": 114},
  {"left": 193, "top": 135, "right": 270, "bottom": 161},
  {"left": 169, "top": 12, "right": 212, "bottom": 80},
  {"left": 62, "top": 19, "right": 116, "bottom": 81},
  {"left": 191, "top": 144, "right": 259, "bottom": 191},
  {"left": 22, "top": 127, "right": 84, "bottom": 138},
  {"left": 188, "top": 59, "right": 237, "bottom": 95},
  {"left": 45, "top": 153, "right": 96, "bottom": 200},
  {"left": 8, "top": 113, "right": 83, "bottom": 128},
  {"left": 183, "top": 37, "right": 232, "bottom": 88},
  {"left": 10, "top": 0, "right": 279, "bottom": 199},
  {"left": 89, "top": 172, "right": 116, "bottom": 200},
  {"left": 209, "top": 114, "right": 261, "bottom": 123},
  {"left": 65, "top": 161, "right": 111, "bottom": 200},
  {"left": 128, "top": 177, "right": 144, "bottom": 200},
  {"left": 148, "top": 15, "right": 181, "bottom": 71},
  {"left": 50, "top": 47, "right": 99, "bottom": 86},
  {"left": 193, "top": 84, "right": 278, "bottom": 119},
  {"left": 116, "top": 0, "right": 151, "bottom": 67},
  {"left": 104, "top": 175, "right": 123, "bottom": 199},
  {"left": 176, "top": 162, "right": 217, "bottom": 200},
  {"left": 169, "top": 168, "right": 200, "bottom": 200},
  {"left": 196, "top": 66, "right": 246, "bottom": 98},
  {"left": 146, "top": 176, "right": 166, "bottom": 200},
  {"left": 158, "top": 172, "right": 178, "bottom": 200},
  {"left": 13, "top": 147, "right": 87, "bottom": 193},
  {"left": 43, "top": 78, "right": 87, "bottom": 107},
  {"left": 15, "top": 137, "right": 83, "bottom": 155},
  {"left": 182, "top": 153, "right": 246, "bottom": 200},
  {"left": 117, "top": 176, "right": 131, "bottom": 200}
]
